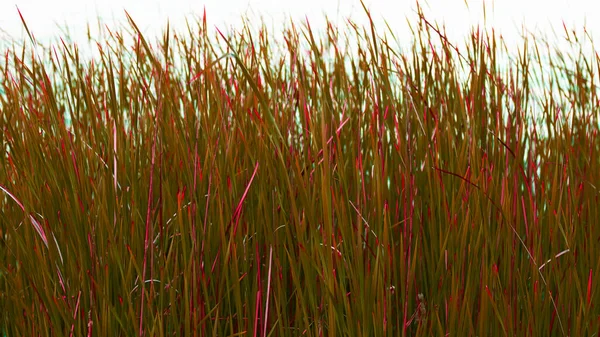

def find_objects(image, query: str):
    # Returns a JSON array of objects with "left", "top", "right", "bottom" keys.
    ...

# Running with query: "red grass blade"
[{"left": 230, "top": 161, "right": 259, "bottom": 236}]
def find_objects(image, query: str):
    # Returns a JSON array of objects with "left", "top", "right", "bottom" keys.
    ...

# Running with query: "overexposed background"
[{"left": 0, "top": 0, "right": 596, "bottom": 53}]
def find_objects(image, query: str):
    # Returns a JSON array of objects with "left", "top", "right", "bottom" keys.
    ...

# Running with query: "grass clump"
[{"left": 1, "top": 5, "right": 599, "bottom": 336}]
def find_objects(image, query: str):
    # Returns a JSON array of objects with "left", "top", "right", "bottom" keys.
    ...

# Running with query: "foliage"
[{"left": 1, "top": 5, "right": 599, "bottom": 336}]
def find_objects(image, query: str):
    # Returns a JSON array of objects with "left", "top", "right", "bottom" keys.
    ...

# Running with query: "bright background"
[{"left": 0, "top": 0, "right": 596, "bottom": 52}]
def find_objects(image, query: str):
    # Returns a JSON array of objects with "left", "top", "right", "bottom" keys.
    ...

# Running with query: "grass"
[{"left": 1, "top": 3, "right": 599, "bottom": 336}]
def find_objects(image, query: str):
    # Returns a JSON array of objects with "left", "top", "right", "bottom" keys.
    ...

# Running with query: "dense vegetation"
[{"left": 1, "top": 4, "right": 599, "bottom": 336}]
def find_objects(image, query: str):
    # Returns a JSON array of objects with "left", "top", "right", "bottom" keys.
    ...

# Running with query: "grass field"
[{"left": 1, "top": 4, "right": 599, "bottom": 336}]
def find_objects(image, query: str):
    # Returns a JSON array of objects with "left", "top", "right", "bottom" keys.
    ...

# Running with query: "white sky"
[{"left": 0, "top": 0, "right": 596, "bottom": 52}]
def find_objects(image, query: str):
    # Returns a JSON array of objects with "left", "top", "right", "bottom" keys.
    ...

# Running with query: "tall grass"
[{"left": 1, "top": 5, "right": 599, "bottom": 336}]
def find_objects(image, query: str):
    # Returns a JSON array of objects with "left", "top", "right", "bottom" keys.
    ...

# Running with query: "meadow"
[{"left": 0, "top": 4, "right": 599, "bottom": 336}]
